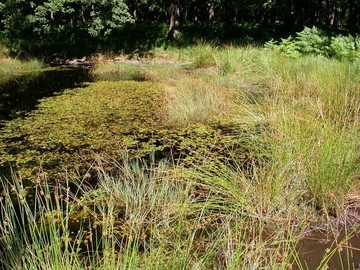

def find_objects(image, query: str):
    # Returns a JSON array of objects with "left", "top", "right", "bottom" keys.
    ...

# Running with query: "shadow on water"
[{"left": 0, "top": 68, "right": 93, "bottom": 122}]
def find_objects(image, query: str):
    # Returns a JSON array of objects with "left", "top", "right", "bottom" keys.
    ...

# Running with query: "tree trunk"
[
  {"left": 208, "top": 5, "right": 214, "bottom": 27},
  {"left": 284, "top": 0, "right": 295, "bottom": 30},
  {"left": 326, "top": 0, "right": 337, "bottom": 26},
  {"left": 223, "top": 0, "right": 233, "bottom": 37},
  {"left": 167, "top": 2, "right": 181, "bottom": 39},
  {"left": 132, "top": 0, "right": 139, "bottom": 22},
  {"left": 348, "top": 0, "right": 355, "bottom": 32}
]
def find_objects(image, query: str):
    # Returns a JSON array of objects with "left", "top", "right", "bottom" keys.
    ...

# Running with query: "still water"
[
  {"left": 296, "top": 229, "right": 360, "bottom": 269},
  {"left": 0, "top": 68, "right": 92, "bottom": 121}
]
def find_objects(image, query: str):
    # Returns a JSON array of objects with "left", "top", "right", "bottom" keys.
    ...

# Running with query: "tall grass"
[
  {"left": 164, "top": 77, "right": 232, "bottom": 124},
  {"left": 0, "top": 58, "right": 44, "bottom": 76},
  {"left": 258, "top": 55, "right": 360, "bottom": 211},
  {"left": 0, "top": 42, "right": 44, "bottom": 75},
  {"left": 181, "top": 42, "right": 218, "bottom": 69},
  {"left": 0, "top": 173, "right": 86, "bottom": 269},
  {"left": 0, "top": 155, "right": 301, "bottom": 269}
]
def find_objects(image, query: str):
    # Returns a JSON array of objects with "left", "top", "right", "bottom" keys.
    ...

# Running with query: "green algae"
[{"left": 0, "top": 79, "right": 257, "bottom": 182}]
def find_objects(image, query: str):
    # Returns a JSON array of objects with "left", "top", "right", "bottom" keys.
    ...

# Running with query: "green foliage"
[
  {"left": 295, "top": 26, "right": 328, "bottom": 55},
  {"left": 265, "top": 26, "right": 360, "bottom": 60},
  {"left": 0, "top": 0, "right": 133, "bottom": 38},
  {"left": 265, "top": 37, "right": 302, "bottom": 58},
  {"left": 329, "top": 35, "right": 360, "bottom": 61}
]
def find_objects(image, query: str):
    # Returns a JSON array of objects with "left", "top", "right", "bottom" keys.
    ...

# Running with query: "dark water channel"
[{"left": 1, "top": 69, "right": 360, "bottom": 269}]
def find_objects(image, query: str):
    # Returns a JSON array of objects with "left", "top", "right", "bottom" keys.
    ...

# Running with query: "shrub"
[{"left": 265, "top": 37, "right": 302, "bottom": 58}]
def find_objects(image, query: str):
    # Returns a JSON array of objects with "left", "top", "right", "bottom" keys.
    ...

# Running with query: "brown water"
[{"left": 296, "top": 229, "right": 360, "bottom": 270}]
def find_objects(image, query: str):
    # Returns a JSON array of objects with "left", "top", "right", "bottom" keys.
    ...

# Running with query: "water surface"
[{"left": 0, "top": 69, "right": 92, "bottom": 122}]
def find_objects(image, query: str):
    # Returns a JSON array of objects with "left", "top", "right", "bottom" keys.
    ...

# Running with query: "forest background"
[{"left": 0, "top": 0, "right": 359, "bottom": 57}]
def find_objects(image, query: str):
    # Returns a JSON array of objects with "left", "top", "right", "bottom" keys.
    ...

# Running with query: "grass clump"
[
  {"left": 181, "top": 42, "right": 218, "bottom": 69},
  {"left": 216, "top": 46, "right": 248, "bottom": 76},
  {"left": 164, "top": 77, "right": 232, "bottom": 124}
]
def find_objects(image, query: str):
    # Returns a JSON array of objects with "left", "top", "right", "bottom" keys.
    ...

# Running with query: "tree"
[{"left": 0, "top": 0, "right": 134, "bottom": 38}]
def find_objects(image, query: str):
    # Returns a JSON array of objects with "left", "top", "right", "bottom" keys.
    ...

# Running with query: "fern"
[
  {"left": 265, "top": 37, "right": 301, "bottom": 58},
  {"left": 265, "top": 26, "right": 360, "bottom": 61},
  {"left": 295, "top": 26, "right": 329, "bottom": 56},
  {"left": 329, "top": 35, "right": 360, "bottom": 60}
]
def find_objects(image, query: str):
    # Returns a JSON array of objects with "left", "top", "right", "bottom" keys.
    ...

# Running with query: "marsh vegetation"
[{"left": 0, "top": 40, "right": 360, "bottom": 269}]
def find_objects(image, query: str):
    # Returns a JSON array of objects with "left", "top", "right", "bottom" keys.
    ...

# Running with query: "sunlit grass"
[
  {"left": 257, "top": 55, "right": 360, "bottom": 212},
  {"left": 0, "top": 58, "right": 44, "bottom": 76},
  {"left": 163, "top": 76, "right": 233, "bottom": 124},
  {"left": 0, "top": 42, "right": 44, "bottom": 80}
]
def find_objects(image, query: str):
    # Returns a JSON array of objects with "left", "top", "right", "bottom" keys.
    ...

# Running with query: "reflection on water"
[
  {"left": 296, "top": 229, "right": 360, "bottom": 270},
  {"left": 0, "top": 69, "right": 92, "bottom": 121}
]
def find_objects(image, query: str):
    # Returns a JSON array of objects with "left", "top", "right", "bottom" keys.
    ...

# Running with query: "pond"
[{"left": 1, "top": 67, "right": 360, "bottom": 269}]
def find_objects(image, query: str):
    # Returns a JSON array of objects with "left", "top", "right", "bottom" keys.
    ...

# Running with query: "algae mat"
[
  {"left": 0, "top": 81, "right": 164, "bottom": 179},
  {"left": 0, "top": 80, "right": 253, "bottom": 182}
]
